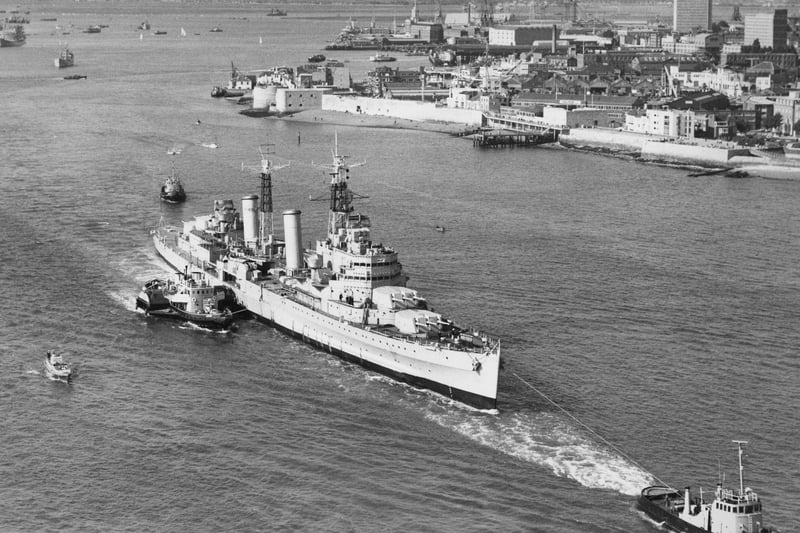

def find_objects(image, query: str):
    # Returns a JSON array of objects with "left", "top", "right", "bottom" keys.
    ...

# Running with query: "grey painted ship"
[{"left": 152, "top": 140, "right": 500, "bottom": 408}]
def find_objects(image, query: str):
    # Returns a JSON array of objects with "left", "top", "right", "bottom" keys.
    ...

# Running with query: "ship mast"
[
  {"left": 246, "top": 143, "right": 288, "bottom": 255},
  {"left": 319, "top": 133, "right": 365, "bottom": 238},
  {"left": 733, "top": 440, "right": 748, "bottom": 496}
]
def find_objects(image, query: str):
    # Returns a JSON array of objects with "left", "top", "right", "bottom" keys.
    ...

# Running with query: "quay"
[{"left": 472, "top": 129, "right": 558, "bottom": 148}]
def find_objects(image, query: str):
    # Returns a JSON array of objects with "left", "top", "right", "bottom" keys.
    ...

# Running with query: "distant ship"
[
  {"left": 638, "top": 441, "right": 774, "bottom": 533},
  {"left": 369, "top": 53, "right": 396, "bottom": 62},
  {"left": 54, "top": 45, "right": 74, "bottom": 68},
  {"left": 0, "top": 25, "right": 25, "bottom": 47},
  {"left": 266, "top": 8, "right": 287, "bottom": 16},
  {"left": 151, "top": 140, "right": 501, "bottom": 408}
]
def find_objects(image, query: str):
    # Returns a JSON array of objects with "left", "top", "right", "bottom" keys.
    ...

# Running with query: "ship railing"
[{"left": 717, "top": 487, "right": 759, "bottom": 503}]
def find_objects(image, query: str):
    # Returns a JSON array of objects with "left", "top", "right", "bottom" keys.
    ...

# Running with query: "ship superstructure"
[{"left": 152, "top": 139, "right": 500, "bottom": 408}]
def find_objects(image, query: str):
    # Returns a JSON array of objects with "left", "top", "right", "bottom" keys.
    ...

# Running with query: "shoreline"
[{"left": 275, "top": 110, "right": 800, "bottom": 179}]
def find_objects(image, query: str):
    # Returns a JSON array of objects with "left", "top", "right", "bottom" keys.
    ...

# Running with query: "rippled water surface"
[{"left": 2, "top": 4, "right": 799, "bottom": 532}]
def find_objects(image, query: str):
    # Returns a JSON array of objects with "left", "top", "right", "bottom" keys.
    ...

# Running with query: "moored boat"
[
  {"left": 369, "top": 52, "right": 396, "bottom": 62},
  {"left": 307, "top": 54, "right": 326, "bottom": 63},
  {"left": 266, "top": 8, "right": 287, "bottom": 16},
  {"left": 54, "top": 45, "right": 74, "bottom": 68},
  {"left": 0, "top": 24, "right": 26, "bottom": 47},
  {"left": 151, "top": 139, "right": 501, "bottom": 408},
  {"left": 638, "top": 441, "right": 774, "bottom": 533},
  {"left": 136, "top": 272, "right": 236, "bottom": 330},
  {"left": 44, "top": 351, "right": 73, "bottom": 380}
]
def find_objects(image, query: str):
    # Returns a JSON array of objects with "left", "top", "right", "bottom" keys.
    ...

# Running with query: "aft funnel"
[{"left": 283, "top": 209, "right": 303, "bottom": 272}]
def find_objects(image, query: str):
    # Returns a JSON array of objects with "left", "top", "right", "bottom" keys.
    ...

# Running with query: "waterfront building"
[
  {"left": 672, "top": 0, "right": 712, "bottom": 33},
  {"left": 488, "top": 26, "right": 555, "bottom": 47},
  {"left": 744, "top": 9, "right": 788, "bottom": 49},
  {"left": 407, "top": 22, "right": 444, "bottom": 43},
  {"left": 772, "top": 89, "right": 800, "bottom": 136}
]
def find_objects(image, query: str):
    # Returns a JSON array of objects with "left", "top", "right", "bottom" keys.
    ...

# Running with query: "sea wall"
[
  {"left": 558, "top": 128, "right": 658, "bottom": 151},
  {"left": 560, "top": 127, "right": 752, "bottom": 167},
  {"left": 641, "top": 141, "right": 750, "bottom": 166},
  {"left": 322, "top": 95, "right": 483, "bottom": 126}
]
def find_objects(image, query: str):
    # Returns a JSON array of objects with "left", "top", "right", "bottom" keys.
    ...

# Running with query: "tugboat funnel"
[{"left": 283, "top": 209, "right": 303, "bottom": 272}]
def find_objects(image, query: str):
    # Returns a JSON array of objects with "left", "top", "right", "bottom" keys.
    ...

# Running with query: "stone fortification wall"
[{"left": 322, "top": 95, "right": 483, "bottom": 126}]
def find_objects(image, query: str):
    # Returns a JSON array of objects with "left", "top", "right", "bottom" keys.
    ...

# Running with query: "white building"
[
  {"left": 625, "top": 108, "right": 695, "bottom": 137},
  {"left": 744, "top": 9, "right": 788, "bottom": 49},
  {"left": 668, "top": 66, "right": 746, "bottom": 98}
]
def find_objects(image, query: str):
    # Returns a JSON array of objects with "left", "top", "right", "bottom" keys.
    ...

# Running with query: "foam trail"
[{"left": 426, "top": 410, "right": 654, "bottom": 495}]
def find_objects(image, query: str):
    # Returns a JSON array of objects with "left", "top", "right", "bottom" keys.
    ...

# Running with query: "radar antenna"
[{"left": 241, "top": 143, "right": 289, "bottom": 254}]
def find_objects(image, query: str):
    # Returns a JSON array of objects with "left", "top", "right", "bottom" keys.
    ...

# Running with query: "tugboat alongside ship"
[
  {"left": 136, "top": 271, "right": 236, "bottom": 330},
  {"left": 151, "top": 139, "right": 501, "bottom": 409}
]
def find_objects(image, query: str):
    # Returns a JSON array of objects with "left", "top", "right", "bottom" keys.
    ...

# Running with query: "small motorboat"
[
  {"left": 435, "top": 225, "right": 445, "bottom": 232},
  {"left": 136, "top": 271, "right": 237, "bottom": 330},
  {"left": 308, "top": 54, "right": 326, "bottom": 63},
  {"left": 44, "top": 351, "right": 73, "bottom": 380}
]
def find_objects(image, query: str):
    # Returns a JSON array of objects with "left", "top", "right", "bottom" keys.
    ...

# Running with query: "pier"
[{"left": 472, "top": 128, "right": 557, "bottom": 148}]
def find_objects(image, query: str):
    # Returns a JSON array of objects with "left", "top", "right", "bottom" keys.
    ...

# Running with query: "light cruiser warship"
[{"left": 152, "top": 140, "right": 500, "bottom": 408}]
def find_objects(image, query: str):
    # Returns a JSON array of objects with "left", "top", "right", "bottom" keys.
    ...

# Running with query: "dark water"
[{"left": 2, "top": 4, "right": 798, "bottom": 532}]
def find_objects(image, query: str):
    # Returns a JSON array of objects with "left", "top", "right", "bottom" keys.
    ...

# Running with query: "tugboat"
[
  {"left": 44, "top": 351, "right": 73, "bottom": 381},
  {"left": 151, "top": 138, "right": 501, "bottom": 408},
  {"left": 136, "top": 271, "right": 236, "bottom": 330},
  {"left": 638, "top": 441, "right": 773, "bottom": 533},
  {"left": 160, "top": 160, "right": 186, "bottom": 204}
]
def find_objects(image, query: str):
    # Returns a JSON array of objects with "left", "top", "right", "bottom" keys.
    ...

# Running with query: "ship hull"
[
  {"left": 0, "top": 38, "right": 25, "bottom": 47},
  {"left": 154, "top": 232, "right": 499, "bottom": 409},
  {"left": 249, "top": 310, "right": 496, "bottom": 408},
  {"left": 638, "top": 488, "right": 705, "bottom": 533}
]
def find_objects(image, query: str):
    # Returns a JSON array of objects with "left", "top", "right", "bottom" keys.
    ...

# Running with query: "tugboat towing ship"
[
  {"left": 152, "top": 140, "right": 500, "bottom": 408},
  {"left": 638, "top": 441, "right": 774, "bottom": 533}
]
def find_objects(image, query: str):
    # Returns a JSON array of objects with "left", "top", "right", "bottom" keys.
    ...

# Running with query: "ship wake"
[{"left": 426, "top": 409, "right": 653, "bottom": 496}]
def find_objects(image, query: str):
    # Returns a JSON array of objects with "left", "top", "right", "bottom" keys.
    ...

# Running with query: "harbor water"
[{"left": 1, "top": 4, "right": 798, "bottom": 532}]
